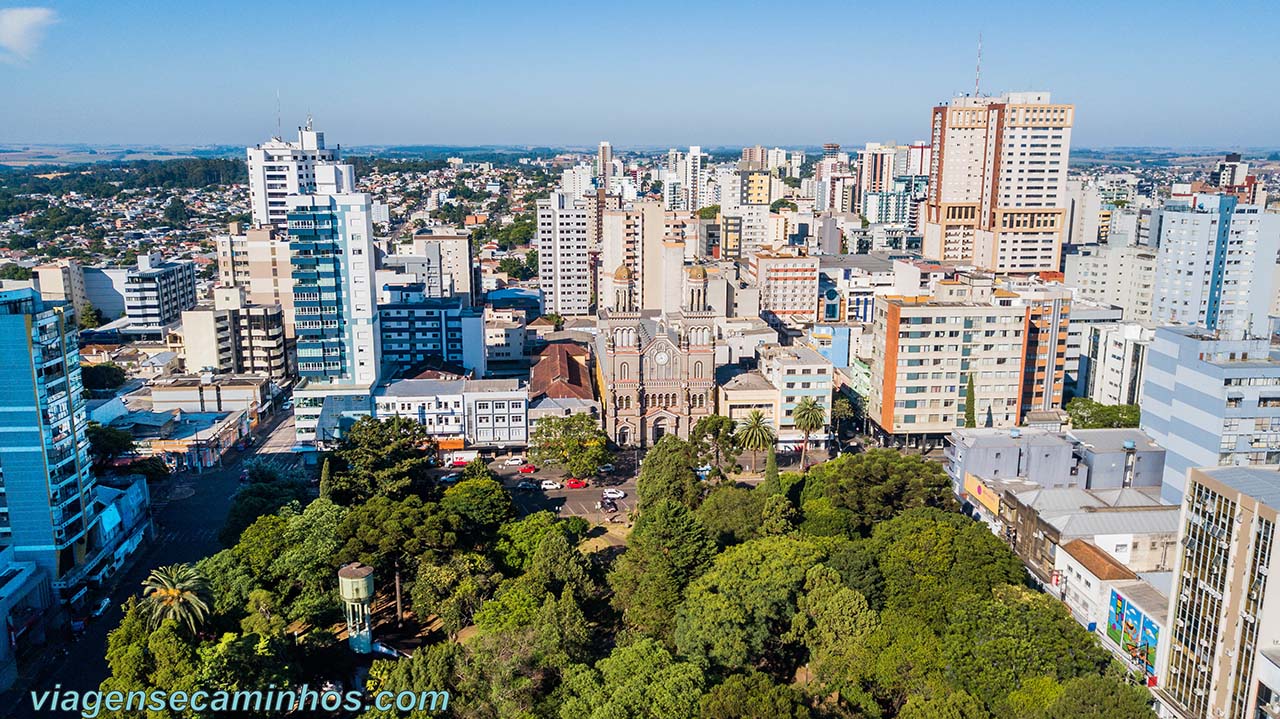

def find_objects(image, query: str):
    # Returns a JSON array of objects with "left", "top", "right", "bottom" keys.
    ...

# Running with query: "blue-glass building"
[{"left": 0, "top": 289, "right": 95, "bottom": 593}]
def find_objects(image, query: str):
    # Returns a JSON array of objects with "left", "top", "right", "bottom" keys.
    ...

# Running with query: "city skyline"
[{"left": 1, "top": 0, "right": 1278, "bottom": 147}]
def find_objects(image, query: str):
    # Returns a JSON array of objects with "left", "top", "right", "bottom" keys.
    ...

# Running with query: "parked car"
[
  {"left": 517, "top": 464, "right": 538, "bottom": 474},
  {"left": 439, "top": 472, "right": 462, "bottom": 484},
  {"left": 540, "top": 480, "right": 562, "bottom": 490},
  {"left": 515, "top": 481, "right": 538, "bottom": 491},
  {"left": 92, "top": 597, "right": 112, "bottom": 618},
  {"left": 600, "top": 499, "right": 619, "bottom": 513},
  {"left": 565, "top": 478, "right": 588, "bottom": 489},
  {"left": 601, "top": 488, "right": 626, "bottom": 500},
  {"left": 597, "top": 464, "right": 615, "bottom": 474},
  {"left": 504, "top": 456, "right": 525, "bottom": 466}
]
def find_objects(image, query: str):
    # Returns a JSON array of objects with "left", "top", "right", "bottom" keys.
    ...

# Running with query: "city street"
[{"left": 4, "top": 411, "right": 302, "bottom": 719}]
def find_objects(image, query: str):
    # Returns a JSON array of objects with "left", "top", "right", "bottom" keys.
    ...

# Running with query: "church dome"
[{"left": 614, "top": 265, "right": 634, "bottom": 281}]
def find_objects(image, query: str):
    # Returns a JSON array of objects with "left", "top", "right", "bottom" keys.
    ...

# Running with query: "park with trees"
[{"left": 94, "top": 414, "right": 1156, "bottom": 718}]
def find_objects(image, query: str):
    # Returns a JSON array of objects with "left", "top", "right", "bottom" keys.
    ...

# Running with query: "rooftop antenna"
[
  {"left": 275, "top": 89, "right": 282, "bottom": 139},
  {"left": 974, "top": 32, "right": 983, "bottom": 97}
]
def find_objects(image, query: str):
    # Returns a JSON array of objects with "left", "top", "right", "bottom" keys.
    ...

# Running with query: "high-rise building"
[
  {"left": 601, "top": 200, "right": 668, "bottom": 312},
  {"left": 1140, "top": 326, "right": 1280, "bottom": 502},
  {"left": 384, "top": 228, "right": 474, "bottom": 304},
  {"left": 216, "top": 224, "right": 297, "bottom": 336},
  {"left": 558, "top": 164, "right": 595, "bottom": 199},
  {"left": 536, "top": 192, "right": 592, "bottom": 316},
  {"left": 747, "top": 248, "right": 820, "bottom": 322},
  {"left": 1150, "top": 193, "right": 1279, "bottom": 341},
  {"left": 180, "top": 286, "right": 290, "bottom": 380},
  {"left": 867, "top": 272, "right": 1072, "bottom": 444},
  {"left": 246, "top": 120, "right": 339, "bottom": 228},
  {"left": 1161, "top": 466, "right": 1280, "bottom": 719},
  {"left": 122, "top": 252, "right": 197, "bottom": 340},
  {"left": 1211, "top": 152, "right": 1249, "bottom": 188},
  {"left": 0, "top": 289, "right": 95, "bottom": 590},
  {"left": 597, "top": 141, "right": 613, "bottom": 189},
  {"left": 922, "top": 92, "right": 1074, "bottom": 273},
  {"left": 288, "top": 164, "right": 380, "bottom": 446},
  {"left": 289, "top": 164, "right": 378, "bottom": 385},
  {"left": 377, "top": 287, "right": 485, "bottom": 378},
  {"left": 33, "top": 260, "right": 87, "bottom": 317},
  {"left": 1063, "top": 242, "right": 1157, "bottom": 322},
  {"left": 741, "top": 144, "right": 767, "bottom": 167},
  {"left": 1083, "top": 321, "right": 1155, "bottom": 406},
  {"left": 684, "top": 146, "right": 708, "bottom": 211}
]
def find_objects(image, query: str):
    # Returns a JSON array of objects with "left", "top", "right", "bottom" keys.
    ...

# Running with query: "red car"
[
  {"left": 565, "top": 478, "right": 588, "bottom": 489},
  {"left": 517, "top": 464, "right": 538, "bottom": 474}
]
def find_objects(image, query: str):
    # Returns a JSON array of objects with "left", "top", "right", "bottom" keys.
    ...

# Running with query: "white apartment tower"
[
  {"left": 247, "top": 119, "right": 339, "bottom": 228},
  {"left": 597, "top": 141, "right": 613, "bottom": 189},
  {"left": 1150, "top": 194, "right": 1280, "bottom": 341},
  {"left": 923, "top": 92, "right": 1074, "bottom": 273},
  {"left": 536, "top": 192, "right": 592, "bottom": 316},
  {"left": 684, "top": 146, "right": 707, "bottom": 212}
]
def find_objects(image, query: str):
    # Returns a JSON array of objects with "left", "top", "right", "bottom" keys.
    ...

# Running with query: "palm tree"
[
  {"left": 735, "top": 410, "right": 776, "bottom": 474},
  {"left": 792, "top": 397, "right": 826, "bottom": 470},
  {"left": 140, "top": 563, "right": 211, "bottom": 633}
]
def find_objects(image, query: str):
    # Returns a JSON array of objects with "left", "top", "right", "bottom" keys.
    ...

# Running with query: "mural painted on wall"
[{"left": 1106, "top": 589, "right": 1158, "bottom": 677}]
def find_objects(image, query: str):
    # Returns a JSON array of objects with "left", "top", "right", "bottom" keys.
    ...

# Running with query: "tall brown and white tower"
[{"left": 922, "top": 92, "right": 1074, "bottom": 273}]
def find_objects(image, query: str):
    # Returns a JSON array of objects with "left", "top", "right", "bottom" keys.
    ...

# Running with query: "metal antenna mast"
[{"left": 975, "top": 33, "right": 983, "bottom": 97}]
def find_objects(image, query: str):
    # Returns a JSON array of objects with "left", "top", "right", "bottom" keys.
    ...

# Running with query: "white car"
[
  {"left": 504, "top": 456, "right": 525, "bottom": 466},
  {"left": 601, "top": 488, "right": 626, "bottom": 500},
  {"left": 540, "top": 479, "right": 562, "bottom": 490}
]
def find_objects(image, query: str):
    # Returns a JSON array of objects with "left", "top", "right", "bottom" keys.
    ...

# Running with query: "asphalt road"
[
  {"left": 479, "top": 455, "right": 639, "bottom": 523},
  {"left": 6, "top": 412, "right": 301, "bottom": 719}
]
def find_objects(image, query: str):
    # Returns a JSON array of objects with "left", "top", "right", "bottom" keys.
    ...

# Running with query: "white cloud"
[{"left": 0, "top": 7, "right": 58, "bottom": 64}]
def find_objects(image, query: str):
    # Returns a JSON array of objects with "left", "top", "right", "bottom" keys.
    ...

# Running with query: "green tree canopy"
[
  {"left": 440, "top": 478, "right": 514, "bottom": 537},
  {"left": 81, "top": 362, "right": 127, "bottom": 390},
  {"left": 799, "top": 450, "right": 955, "bottom": 537},
  {"left": 870, "top": 508, "right": 1026, "bottom": 629},
  {"left": 140, "top": 563, "right": 212, "bottom": 634},
  {"left": 698, "top": 670, "right": 811, "bottom": 719},
  {"left": 559, "top": 638, "right": 707, "bottom": 719},
  {"left": 87, "top": 422, "right": 135, "bottom": 465},
  {"left": 528, "top": 413, "right": 612, "bottom": 478},
  {"left": 695, "top": 485, "right": 765, "bottom": 547},
  {"left": 609, "top": 499, "right": 716, "bottom": 640},
  {"left": 674, "top": 535, "right": 824, "bottom": 671},
  {"left": 328, "top": 416, "right": 438, "bottom": 503},
  {"left": 942, "top": 585, "right": 1113, "bottom": 707},
  {"left": 637, "top": 434, "right": 702, "bottom": 510},
  {"left": 734, "top": 410, "right": 775, "bottom": 473},
  {"left": 1042, "top": 675, "right": 1155, "bottom": 719},
  {"left": 1066, "top": 397, "right": 1141, "bottom": 429},
  {"left": 691, "top": 414, "right": 739, "bottom": 478}
]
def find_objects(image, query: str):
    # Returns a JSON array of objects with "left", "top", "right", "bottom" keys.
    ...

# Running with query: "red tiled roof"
[
  {"left": 1061, "top": 539, "right": 1137, "bottom": 582},
  {"left": 530, "top": 342, "right": 593, "bottom": 400}
]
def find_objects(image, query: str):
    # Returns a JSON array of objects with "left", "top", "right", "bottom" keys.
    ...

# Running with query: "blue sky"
[{"left": 1, "top": 0, "right": 1277, "bottom": 148}]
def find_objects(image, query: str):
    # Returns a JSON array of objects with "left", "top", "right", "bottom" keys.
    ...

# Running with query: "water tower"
[{"left": 338, "top": 562, "right": 374, "bottom": 654}]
